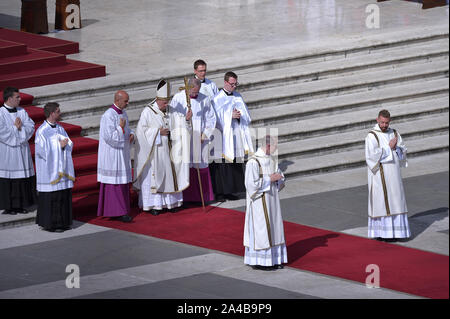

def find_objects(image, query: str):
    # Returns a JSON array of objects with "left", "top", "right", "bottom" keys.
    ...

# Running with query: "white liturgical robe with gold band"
[
  {"left": 133, "top": 100, "right": 190, "bottom": 194},
  {"left": 244, "top": 148, "right": 286, "bottom": 251},
  {"left": 35, "top": 121, "right": 75, "bottom": 192},
  {"left": 365, "top": 124, "right": 408, "bottom": 219}
]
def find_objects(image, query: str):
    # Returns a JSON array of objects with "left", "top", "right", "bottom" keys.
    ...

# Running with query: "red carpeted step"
[
  {"left": 0, "top": 39, "right": 27, "bottom": 58},
  {"left": 73, "top": 153, "right": 98, "bottom": 176},
  {"left": 23, "top": 105, "right": 45, "bottom": 122},
  {"left": 73, "top": 193, "right": 99, "bottom": 217},
  {"left": 0, "top": 59, "right": 106, "bottom": 90},
  {"left": 0, "top": 92, "right": 34, "bottom": 106},
  {"left": 0, "top": 28, "right": 79, "bottom": 55},
  {"left": 72, "top": 173, "right": 99, "bottom": 196},
  {"left": 0, "top": 48, "right": 66, "bottom": 74},
  {"left": 71, "top": 136, "right": 99, "bottom": 156}
]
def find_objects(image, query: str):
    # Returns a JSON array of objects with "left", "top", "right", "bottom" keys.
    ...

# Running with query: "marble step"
[
  {"left": 242, "top": 58, "right": 448, "bottom": 109},
  {"left": 52, "top": 55, "right": 448, "bottom": 126},
  {"left": 199, "top": 38, "right": 450, "bottom": 92},
  {"left": 25, "top": 30, "right": 448, "bottom": 103},
  {"left": 250, "top": 78, "right": 449, "bottom": 126},
  {"left": 275, "top": 114, "right": 449, "bottom": 160},
  {"left": 281, "top": 134, "right": 449, "bottom": 178},
  {"left": 267, "top": 96, "right": 448, "bottom": 142}
]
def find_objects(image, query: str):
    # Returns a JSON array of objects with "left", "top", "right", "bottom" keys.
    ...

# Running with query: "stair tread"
[
  {"left": 277, "top": 115, "right": 449, "bottom": 156},
  {"left": 250, "top": 78, "right": 449, "bottom": 123},
  {"left": 242, "top": 59, "right": 449, "bottom": 104},
  {"left": 282, "top": 134, "right": 449, "bottom": 175},
  {"left": 270, "top": 96, "right": 449, "bottom": 136}
]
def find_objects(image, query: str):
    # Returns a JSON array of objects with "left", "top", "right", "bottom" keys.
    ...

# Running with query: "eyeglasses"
[{"left": 227, "top": 81, "right": 239, "bottom": 87}]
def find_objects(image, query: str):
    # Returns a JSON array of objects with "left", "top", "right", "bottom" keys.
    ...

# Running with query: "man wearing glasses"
[
  {"left": 210, "top": 72, "right": 254, "bottom": 202},
  {"left": 193, "top": 59, "right": 219, "bottom": 100}
]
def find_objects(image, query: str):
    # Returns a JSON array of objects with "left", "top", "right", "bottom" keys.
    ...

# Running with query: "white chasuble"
[
  {"left": 244, "top": 148, "right": 286, "bottom": 251},
  {"left": 97, "top": 107, "right": 134, "bottom": 184},
  {"left": 169, "top": 91, "right": 216, "bottom": 169},
  {"left": 212, "top": 90, "right": 253, "bottom": 162},
  {"left": 0, "top": 105, "right": 35, "bottom": 179},
  {"left": 365, "top": 124, "right": 408, "bottom": 219},
  {"left": 133, "top": 101, "right": 190, "bottom": 194},
  {"left": 35, "top": 121, "right": 75, "bottom": 192}
]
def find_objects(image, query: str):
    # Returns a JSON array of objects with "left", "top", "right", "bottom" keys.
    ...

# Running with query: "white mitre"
[{"left": 156, "top": 79, "right": 171, "bottom": 100}]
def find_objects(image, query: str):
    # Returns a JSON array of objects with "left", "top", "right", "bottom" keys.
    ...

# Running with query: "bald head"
[{"left": 114, "top": 90, "right": 129, "bottom": 109}]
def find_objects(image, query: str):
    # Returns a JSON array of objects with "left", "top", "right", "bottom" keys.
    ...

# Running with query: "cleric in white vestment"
[
  {"left": 365, "top": 109, "right": 410, "bottom": 240},
  {"left": 0, "top": 87, "right": 37, "bottom": 215},
  {"left": 35, "top": 102, "right": 74, "bottom": 232},
  {"left": 244, "top": 136, "right": 287, "bottom": 270},
  {"left": 133, "top": 79, "right": 191, "bottom": 215}
]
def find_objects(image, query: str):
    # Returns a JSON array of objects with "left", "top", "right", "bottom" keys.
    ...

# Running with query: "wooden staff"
[{"left": 179, "top": 77, "right": 206, "bottom": 212}]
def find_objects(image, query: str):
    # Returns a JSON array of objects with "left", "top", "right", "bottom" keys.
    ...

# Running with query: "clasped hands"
[{"left": 389, "top": 136, "right": 398, "bottom": 150}]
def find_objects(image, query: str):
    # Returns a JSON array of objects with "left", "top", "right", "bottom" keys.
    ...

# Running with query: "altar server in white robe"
[
  {"left": 0, "top": 87, "right": 37, "bottom": 215},
  {"left": 133, "top": 79, "right": 191, "bottom": 215},
  {"left": 97, "top": 90, "right": 135, "bottom": 223},
  {"left": 35, "top": 102, "right": 74, "bottom": 232},
  {"left": 244, "top": 135, "right": 287, "bottom": 270},
  {"left": 170, "top": 78, "right": 216, "bottom": 203},
  {"left": 365, "top": 109, "right": 410, "bottom": 241},
  {"left": 210, "top": 71, "right": 254, "bottom": 201},
  {"left": 194, "top": 59, "right": 219, "bottom": 99}
]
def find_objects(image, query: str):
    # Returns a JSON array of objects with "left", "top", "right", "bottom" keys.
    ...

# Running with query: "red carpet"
[
  {"left": 0, "top": 28, "right": 79, "bottom": 55},
  {"left": 0, "top": 28, "right": 105, "bottom": 90},
  {"left": 75, "top": 205, "right": 449, "bottom": 299}
]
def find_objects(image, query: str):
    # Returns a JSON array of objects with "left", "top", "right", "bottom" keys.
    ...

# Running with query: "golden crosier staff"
[{"left": 179, "top": 77, "right": 206, "bottom": 212}]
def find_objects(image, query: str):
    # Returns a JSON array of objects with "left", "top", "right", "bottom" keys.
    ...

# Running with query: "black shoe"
[
  {"left": 2, "top": 209, "right": 17, "bottom": 215},
  {"left": 225, "top": 194, "right": 239, "bottom": 201},
  {"left": 146, "top": 209, "right": 160, "bottom": 216},
  {"left": 16, "top": 208, "right": 29, "bottom": 214},
  {"left": 118, "top": 215, "right": 133, "bottom": 222},
  {"left": 273, "top": 264, "right": 284, "bottom": 270},
  {"left": 215, "top": 195, "right": 226, "bottom": 203},
  {"left": 251, "top": 265, "right": 275, "bottom": 271},
  {"left": 169, "top": 207, "right": 180, "bottom": 213},
  {"left": 54, "top": 228, "right": 65, "bottom": 233}
]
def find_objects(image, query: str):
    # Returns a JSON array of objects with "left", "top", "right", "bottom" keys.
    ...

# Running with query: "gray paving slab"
[
  {"left": 0, "top": 229, "right": 211, "bottom": 291},
  {"left": 75, "top": 273, "right": 319, "bottom": 299}
]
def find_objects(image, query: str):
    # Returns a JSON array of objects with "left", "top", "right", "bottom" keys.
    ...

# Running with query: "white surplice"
[
  {"left": 199, "top": 78, "right": 219, "bottom": 100},
  {"left": 365, "top": 124, "right": 410, "bottom": 238},
  {"left": 133, "top": 100, "right": 191, "bottom": 210},
  {"left": 35, "top": 121, "right": 75, "bottom": 192},
  {"left": 169, "top": 91, "right": 216, "bottom": 169},
  {"left": 243, "top": 148, "right": 287, "bottom": 266},
  {"left": 212, "top": 89, "right": 253, "bottom": 162},
  {"left": 97, "top": 106, "right": 134, "bottom": 184},
  {"left": 0, "top": 105, "right": 35, "bottom": 179}
]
